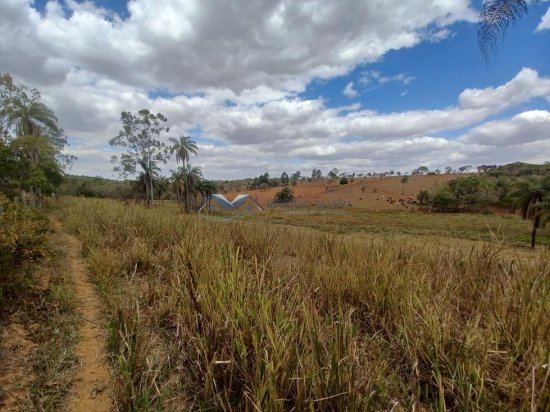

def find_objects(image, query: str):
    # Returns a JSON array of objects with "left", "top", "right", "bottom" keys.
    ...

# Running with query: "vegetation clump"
[{"left": 274, "top": 186, "right": 295, "bottom": 202}]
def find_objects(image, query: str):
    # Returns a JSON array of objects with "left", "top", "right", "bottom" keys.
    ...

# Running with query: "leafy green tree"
[
  {"left": 109, "top": 109, "right": 170, "bottom": 207},
  {"left": 328, "top": 168, "right": 339, "bottom": 179},
  {"left": 509, "top": 176, "right": 550, "bottom": 249},
  {"left": 0, "top": 74, "right": 70, "bottom": 203},
  {"left": 291, "top": 171, "right": 301, "bottom": 181}
]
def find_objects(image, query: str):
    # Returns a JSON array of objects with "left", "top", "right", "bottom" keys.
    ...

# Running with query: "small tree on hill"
[{"left": 274, "top": 186, "right": 295, "bottom": 203}]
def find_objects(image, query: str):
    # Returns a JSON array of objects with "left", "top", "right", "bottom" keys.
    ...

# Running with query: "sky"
[{"left": 1, "top": 0, "right": 549, "bottom": 180}]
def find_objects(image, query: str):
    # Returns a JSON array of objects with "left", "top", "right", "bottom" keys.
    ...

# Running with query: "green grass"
[
  {"left": 253, "top": 207, "right": 550, "bottom": 246},
  {"left": 59, "top": 197, "right": 550, "bottom": 410}
]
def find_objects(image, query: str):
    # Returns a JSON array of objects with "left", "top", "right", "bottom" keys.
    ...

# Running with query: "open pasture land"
[
  {"left": 254, "top": 207, "right": 550, "bottom": 247},
  {"left": 60, "top": 197, "right": 549, "bottom": 410}
]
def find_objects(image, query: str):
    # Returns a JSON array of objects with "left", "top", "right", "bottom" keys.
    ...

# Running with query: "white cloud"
[
  {"left": 0, "top": 0, "right": 476, "bottom": 93},
  {"left": 536, "top": 6, "right": 550, "bottom": 31},
  {"left": 343, "top": 82, "right": 357, "bottom": 98},
  {"left": 1, "top": 1, "right": 548, "bottom": 179},
  {"left": 359, "top": 70, "right": 415, "bottom": 86},
  {"left": 49, "top": 68, "right": 550, "bottom": 179}
]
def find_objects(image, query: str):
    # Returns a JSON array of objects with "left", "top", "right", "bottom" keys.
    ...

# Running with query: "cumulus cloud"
[
  {"left": 1, "top": 0, "right": 548, "bottom": 179},
  {"left": 0, "top": 0, "right": 476, "bottom": 93},
  {"left": 536, "top": 6, "right": 550, "bottom": 31}
]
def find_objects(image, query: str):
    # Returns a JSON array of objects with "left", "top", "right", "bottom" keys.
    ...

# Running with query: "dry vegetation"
[{"left": 57, "top": 197, "right": 550, "bottom": 411}]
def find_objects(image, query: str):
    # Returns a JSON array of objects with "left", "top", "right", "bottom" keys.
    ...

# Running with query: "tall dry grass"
[{"left": 60, "top": 198, "right": 549, "bottom": 411}]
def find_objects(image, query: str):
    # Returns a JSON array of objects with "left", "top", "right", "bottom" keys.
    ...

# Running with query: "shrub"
[
  {"left": 274, "top": 187, "right": 295, "bottom": 202},
  {"left": 0, "top": 200, "right": 49, "bottom": 299},
  {"left": 339, "top": 176, "right": 349, "bottom": 185}
]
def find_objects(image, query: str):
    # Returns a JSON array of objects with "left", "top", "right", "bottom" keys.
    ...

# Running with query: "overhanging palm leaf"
[{"left": 478, "top": 0, "right": 531, "bottom": 59}]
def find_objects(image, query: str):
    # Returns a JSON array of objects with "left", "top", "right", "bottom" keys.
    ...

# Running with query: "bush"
[
  {"left": 339, "top": 176, "right": 349, "bottom": 185},
  {"left": 0, "top": 200, "right": 49, "bottom": 299},
  {"left": 274, "top": 187, "right": 295, "bottom": 202}
]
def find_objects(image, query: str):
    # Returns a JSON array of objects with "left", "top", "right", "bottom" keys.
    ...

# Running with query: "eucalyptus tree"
[{"left": 109, "top": 109, "right": 170, "bottom": 207}]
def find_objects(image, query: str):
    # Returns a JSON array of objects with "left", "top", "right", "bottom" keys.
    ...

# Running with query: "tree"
[
  {"left": 169, "top": 134, "right": 198, "bottom": 166},
  {"left": 401, "top": 175, "right": 409, "bottom": 195},
  {"left": 195, "top": 179, "right": 218, "bottom": 208},
  {"left": 328, "top": 168, "right": 339, "bottom": 179},
  {"left": 478, "top": 0, "right": 532, "bottom": 60},
  {"left": 109, "top": 109, "right": 170, "bottom": 207},
  {"left": 281, "top": 172, "right": 290, "bottom": 185},
  {"left": 509, "top": 176, "right": 550, "bottom": 249},
  {"left": 0, "top": 74, "right": 70, "bottom": 203},
  {"left": 274, "top": 187, "right": 294, "bottom": 203},
  {"left": 180, "top": 164, "right": 203, "bottom": 212},
  {"left": 418, "top": 166, "right": 429, "bottom": 175},
  {"left": 458, "top": 165, "right": 473, "bottom": 174}
]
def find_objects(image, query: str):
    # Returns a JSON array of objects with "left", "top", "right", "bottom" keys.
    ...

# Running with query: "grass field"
[
  {"left": 254, "top": 207, "right": 550, "bottom": 247},
  {"left": 59, "top": 197, "right": 550, "bottom": 410}
]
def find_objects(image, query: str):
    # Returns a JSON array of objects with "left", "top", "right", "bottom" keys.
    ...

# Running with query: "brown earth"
[
  {"left": 0, "top": 322, "right": 37, "bottom": 410},
  {"left": 225, "top": 174, "right": 458, "bottom": 210},
  {"left": 54, "top": 220, "right": 112, "bottom": 412}
]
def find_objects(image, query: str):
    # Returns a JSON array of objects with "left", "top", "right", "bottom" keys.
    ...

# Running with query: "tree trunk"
[{"left": 531, "top": 226, "right": 537, "bottom": 249}]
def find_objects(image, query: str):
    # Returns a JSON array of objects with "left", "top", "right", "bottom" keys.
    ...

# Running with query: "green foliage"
[
  {"left": 339, "top": 176, "right": 349, "bottom": 185},
  {"left": 109, "top": 109, "right": 171, "bottom": 205},
  {"left": 0, "top": 199, "right": 49, "bottom": 299},
  {"left": 0, "top": 73, "right": 71, "bottom": 198},
  {"left": 274, "top": 186, "right": 295, "bottom": 202},
  {"left": 280, "top": 171, "right": 289, "bottom": 185}
]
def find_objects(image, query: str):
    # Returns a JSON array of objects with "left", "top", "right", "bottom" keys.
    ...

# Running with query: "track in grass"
[{"left": 54, "top": 220, "right": 112, "bottom": 411}]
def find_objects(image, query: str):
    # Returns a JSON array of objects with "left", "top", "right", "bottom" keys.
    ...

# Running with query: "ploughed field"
[{"left": 60, "top": 197, "right": 549, "bottom": 410}]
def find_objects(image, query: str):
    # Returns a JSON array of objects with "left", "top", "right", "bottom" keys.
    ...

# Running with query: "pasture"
[{"left": 56, "top": 197, "right": 550, "bottom": 410}]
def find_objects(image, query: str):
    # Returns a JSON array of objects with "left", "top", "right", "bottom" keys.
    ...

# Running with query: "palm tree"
[
  {"left": 172, "top": 164, "right": 202, "bottom": 213},
  {"left": 478, "top": 0, "right": 532, "bottom": 59},
  {"left": 195, "top": 180, "right": 218, "bottom": 211},
  {"left": 8, "top": 97, "right": 61, "bottom": 138},
  {"left": 509, "top": 176, "right": 550, "bottom": 249},
  {"left": 170, "top": 168, "right": 186, "bottom": 212},
  {"left": 169, "top": 134, "right": 198, "bottom": 166},
  {"left": 138, "top": 158, "right": 160, "bottom": 207}
]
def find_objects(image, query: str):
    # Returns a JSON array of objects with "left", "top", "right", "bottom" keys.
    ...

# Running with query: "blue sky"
[{"left": 1, "top": 0, "right": 549, "bottom": 179}]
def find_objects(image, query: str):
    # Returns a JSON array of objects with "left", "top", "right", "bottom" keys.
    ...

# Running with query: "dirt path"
[{"left": 53, "top": 220, "right": 112, "bottom": 411}]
